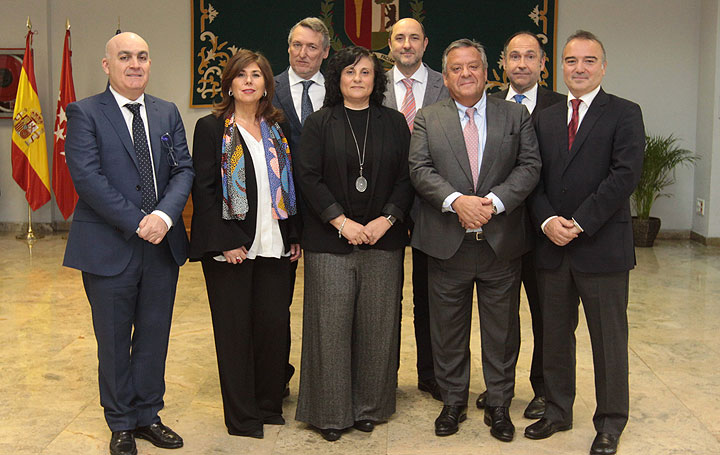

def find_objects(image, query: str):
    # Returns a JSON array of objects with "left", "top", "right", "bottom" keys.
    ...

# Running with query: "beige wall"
[{"left": 0, "top": 0, "right": 717, "bottom": 235}]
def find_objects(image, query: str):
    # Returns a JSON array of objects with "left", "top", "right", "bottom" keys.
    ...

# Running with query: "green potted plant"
[{"left": 631, "top": 134, "right": 697, "bottom": 247}]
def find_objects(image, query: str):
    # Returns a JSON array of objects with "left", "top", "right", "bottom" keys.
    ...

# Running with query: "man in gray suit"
[
  {"left": 409, "top": 39, "right": 541, "bottom": 441},
  {"left": 382, "top": 17, "right": 449, "bottom": 403},
  {"left": 271, "top": 17, "right": 329, "bottom": 395}
]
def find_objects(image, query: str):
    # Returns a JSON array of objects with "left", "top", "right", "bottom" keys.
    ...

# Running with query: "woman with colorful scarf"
[{"left": 188, "top": 49, "right": 300, "bottom": 439}]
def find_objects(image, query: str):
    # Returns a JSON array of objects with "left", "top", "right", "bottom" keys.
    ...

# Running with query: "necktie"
[
  {"left": 300, "top": 80, "right": 314, "bottom": 125},
  {"left": 400, "top": 78, "right": 416, "bottom": 131},
  {"left": 463, "top": 107, "right": 479, "bottom": 188},
  {"left": 513, "top": 93, "right": 526, "bottom": 104},
  {"left": 125, "top": 103, "right": 156, "bottom": 213},
  {"left": 568, "top": 98, "right": 582, "bottom": 150}
]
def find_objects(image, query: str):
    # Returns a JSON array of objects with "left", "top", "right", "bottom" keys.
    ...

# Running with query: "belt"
[{"left": 464, "top": 231, "right": 486, "bottom": 241}]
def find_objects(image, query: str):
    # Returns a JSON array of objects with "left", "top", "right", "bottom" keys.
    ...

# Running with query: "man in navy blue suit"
[{"left": 63, "top": 32, "right": 193, "bottom": 455}]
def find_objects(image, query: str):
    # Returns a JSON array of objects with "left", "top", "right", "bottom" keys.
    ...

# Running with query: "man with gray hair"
[
  {"left": 272, "top": 17, "right": 330, "bottom": 396},
  {"left": 409, "top": 38, "right": 541, "bottom": 440}
]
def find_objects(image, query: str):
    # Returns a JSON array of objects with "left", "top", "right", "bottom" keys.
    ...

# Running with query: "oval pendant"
[{"left": 355, "top": 176, "right": 368, "bottom": 193}]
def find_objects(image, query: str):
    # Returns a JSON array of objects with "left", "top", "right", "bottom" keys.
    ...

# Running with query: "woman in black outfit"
[
  {"left": 189, "top": 49, "right": 300, "bottom": 439},
  {"left": 294, "top": 46, "right": 413, "bottom": 441}
]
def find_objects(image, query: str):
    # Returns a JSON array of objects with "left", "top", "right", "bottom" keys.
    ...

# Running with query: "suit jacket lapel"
[
  {"left": 477, "top": 97, "right": 504, "bottom": 191},
  {"left": 564, "top": 88, "right": 608, "bottom": 172},
  {"left": 423, "top": 64, "right": 444, "bottom": 107},
  {"left": 437, "top": 98, "right": 474, "bottom": 186},
  {"left": 99, "top": 89, "right": 139, "bottom": 170},
  {"left": 145, "top": 95, "right": 163, "bottom": 175},
  {"left": 330, "top": 105, "right": 351, "bottom": 213},
  {"left": 276, "top": 70, "right": 303, "bottom": 133}
]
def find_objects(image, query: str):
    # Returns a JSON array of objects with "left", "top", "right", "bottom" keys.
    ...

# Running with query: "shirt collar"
[
  {"left": 109, "top": 85, "right": 145, "bottom": 109},
  {"left": 507, "top": 83, "right": 538, "bottom": 104},
  {"left": 568, "top": 84, "right": 601, "bottom": 108},
  {"left": 393, "top": 63, "right": 428, "bottom": 85},
  {"left": 454, "top": 91, "right": 486, "bottom": 119},
  {"left": 288, "top": 67, "right": 325, "bottom": 87}
]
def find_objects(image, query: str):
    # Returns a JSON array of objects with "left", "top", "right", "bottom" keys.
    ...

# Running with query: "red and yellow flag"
[
  {"left": 11, "top": 29, "right": 50, "bottom": 211},
  {"left": 52, "top": 28, "right": 78, "bottom": 219}
]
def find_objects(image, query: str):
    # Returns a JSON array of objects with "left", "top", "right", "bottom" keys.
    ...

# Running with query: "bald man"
[{"left": 64, "top": 32, "right": 193, "bottom": 455}]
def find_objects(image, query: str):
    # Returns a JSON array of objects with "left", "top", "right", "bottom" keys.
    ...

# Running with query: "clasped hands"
[
  {"left": 332, "top": 215, "right": 391, "bottom": 246},
  {"left": 451, "top": 195, "right": 494, "bottom": 230},
  {"left": 544, "top": 216, "right": 582, "bottom": 246},
  {"left": 137, "top": 214, "right": 169, "bottom": 245}
]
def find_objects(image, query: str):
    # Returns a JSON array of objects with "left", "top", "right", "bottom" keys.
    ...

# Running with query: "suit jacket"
[
  {"left": 382, "top": 63, "right": 449, "bottom": 110},
  {"left": 294, "top": 103, "right": 414, "bottom": 253},
  {"left": 63, "top": 88, "right": 194, "bottom": 276},
  {"left": 409, "top": 96, "right": 541, "bottom": 261},
  {"left": 491, "top": 85, "right": 566, "bottom": 121},
  {"left": 188, "top": 114, "right": 298, "bottom": 260},
  {"left": 531, "top": 88, "right": 645, "bottom": 273},
  {"left": 273, "top": 68, "right": 305, "bottom": 153}
]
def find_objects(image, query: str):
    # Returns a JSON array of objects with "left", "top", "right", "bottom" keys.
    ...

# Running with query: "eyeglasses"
[{"left": 160, "top": 133, "right": 178, "bottom": 167}]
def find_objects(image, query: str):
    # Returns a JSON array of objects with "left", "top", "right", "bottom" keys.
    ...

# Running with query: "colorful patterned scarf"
[{"left": 221, "top": 114, "right": 297, "bottom": 220}]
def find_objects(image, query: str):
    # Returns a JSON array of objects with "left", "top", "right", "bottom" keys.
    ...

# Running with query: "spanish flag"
[{"left": 11, "top": 29, "right": 50, "bottom": 211}]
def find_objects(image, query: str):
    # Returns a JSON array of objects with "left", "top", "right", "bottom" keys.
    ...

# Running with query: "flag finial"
[
  {"left": 66, "top": 18, "right": 70, "bottom": 30},
  {"left": 26, "top": 16, "right": 32, "bottom": 30}
]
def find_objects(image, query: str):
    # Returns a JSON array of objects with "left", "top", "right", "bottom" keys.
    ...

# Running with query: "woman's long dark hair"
[
  {"left": 323, "top": 46, "right": 387, "bottom": 108},
  {"left": 212, "top": 49, "right": 283, "bottom": 123}
]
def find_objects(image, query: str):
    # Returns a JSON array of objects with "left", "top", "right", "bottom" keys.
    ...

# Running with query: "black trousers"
[
  {"left": 411, "top": 247, "right": 435, "bottom": 381},
  {"left": 83, "top": 238, "right": 178, "bottom": 432},
  {"left": 519, "top": 249, "right": 544, "bottom": 396},
  {"left": 428, "top": 238, "right": 521, "bottom": 406},
  {"left": 201, "top": 256, "right": 290, "bottom": 435},
  {"left": 538, "top": 254, "right": 629, "bottom": 435}
]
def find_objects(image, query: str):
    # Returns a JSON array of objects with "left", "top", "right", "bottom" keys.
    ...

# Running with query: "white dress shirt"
[
  {"left": 108, "top": 86, "right": 172, "bottom": 230},
  {"left": 506, "top": 83, "right": 538, "bottom": 114},
  {"left": 392, "top": 63, "right": 428, "bottom": 109},
  {"left": 288, "top": 67, "right": 325, "bottom": 120},
  {"left": 237, "top": 125, "right": 286, "bottom": 259}
]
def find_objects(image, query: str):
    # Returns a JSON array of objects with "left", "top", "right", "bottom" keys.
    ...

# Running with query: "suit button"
[
  {"left": 561, "top": 188, "right": 567, "bottom": 193},
  {"left": 136, "top": 185, "right": 141, "bottom": 191}
]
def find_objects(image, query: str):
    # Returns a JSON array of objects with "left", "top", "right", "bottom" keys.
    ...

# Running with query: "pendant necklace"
[{"left": 344, "top": 106, "right": 370, "bottom": 193}]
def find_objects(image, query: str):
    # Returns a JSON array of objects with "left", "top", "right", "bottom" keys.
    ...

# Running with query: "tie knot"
[
  {"left": 570, "top": 98, "right": 582, "bottom": 111},
  {"left": 125, "top": 103, "right": 141, "bottom": 115},
  {"left": 301, "top": 80, "right": 313, "bottom": 90},
  {"left": 401, "top": 78, "right": 414, "bottom": 90},
  {"left": 465, "top": 107, "right": 476, "bottom": 119},
  {"left": 513, "top": 94, "right": 525, "bottom": 104}
]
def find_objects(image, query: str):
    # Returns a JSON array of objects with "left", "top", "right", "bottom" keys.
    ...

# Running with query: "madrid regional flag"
[{"left": 11, "top": 29, "right": 51, "bottom": 211}]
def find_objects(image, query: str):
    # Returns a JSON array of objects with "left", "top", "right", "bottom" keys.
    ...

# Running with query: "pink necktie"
[
  {"left": 568, "top": 98, "right": 582, "bottom": 150},
  {"left": 400, "top": 78, "right": 416, "bottom": 131},
  {"left": 463, "top": 107, "right": 479, "bottom": 188}
]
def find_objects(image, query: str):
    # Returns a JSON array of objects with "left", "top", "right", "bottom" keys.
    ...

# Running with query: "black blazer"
[
  {"left": 491, "top": 85, "right": 566, "bottom": 121},
  {"left": 188, "top": 114, "right": 298, "bottom": 260},
  {"left": 294, "top": 104, "right": 413, "bottom": 253},
  {"left": 531, "top": 88, "right": 645, "bottom": 273}
]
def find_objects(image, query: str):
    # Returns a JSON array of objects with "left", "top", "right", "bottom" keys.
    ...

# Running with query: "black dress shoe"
[
  {"left": 523, "top": 396, "right": 546, "bottom": 419},
  {"left": 475, "top": 390, "right": 487, "bottom": 409},
  {"left": 524, "top": 417, "right": 572, "bottom": 439},
  {"left": 418, "top": 378, "right": 443, "bottom": 402},
  {"left": 263, "top": 415, "right": 286, "bottom": 425},
  {"left": 110, "top": 431, "right": 137, "bottom": 455},
  {"left": 590, "top": 432, "right": 619, "bottom": 454},
  {"left": 134, "top": 421, "right": 183, "bottom": 449},
  {"left": 319, "top": 428, "right": 342, "bottom": 441},
  {"left": 434, "top": 405, "right": 467, "bottom": 436},
  {"left": 353, "top": 420, "right": 375, "bottom": 432},
  {"left": 483, "top": 406, "right": 515, "bottom": 442}
]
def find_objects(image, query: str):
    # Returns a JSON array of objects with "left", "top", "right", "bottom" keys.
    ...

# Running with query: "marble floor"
[{"left": 1, "top": 233, "right": 719, "bottom": 455}]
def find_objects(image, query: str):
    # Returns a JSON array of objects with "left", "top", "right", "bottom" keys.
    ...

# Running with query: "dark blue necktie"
[
  {"left": 125, "top": 103, "right": 156, "bottom": 213},
  {"left": 513, "top": 94, "right": 526, "bottom": 104},
  {"left": 300, "top": 80, "right": 314, "bottom": 125}
]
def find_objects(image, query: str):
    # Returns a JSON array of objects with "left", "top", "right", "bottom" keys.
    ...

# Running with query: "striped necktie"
[{"left": 400, "top": 78, "right": 416, "bottom": 131}]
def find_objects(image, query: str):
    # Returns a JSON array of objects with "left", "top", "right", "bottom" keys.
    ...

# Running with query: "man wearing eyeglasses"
[{"left": 63, "top": 32, "right": 194, "bottom": 455}]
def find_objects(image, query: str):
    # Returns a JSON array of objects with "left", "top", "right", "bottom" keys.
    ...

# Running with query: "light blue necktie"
[{"left": 513, "top": 94, "right": 526, "bottom": 104}]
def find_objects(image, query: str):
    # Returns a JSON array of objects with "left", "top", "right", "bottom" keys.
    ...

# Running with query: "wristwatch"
[{"left": 384, "top": 214, "right": 397, "bottom": 226}]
